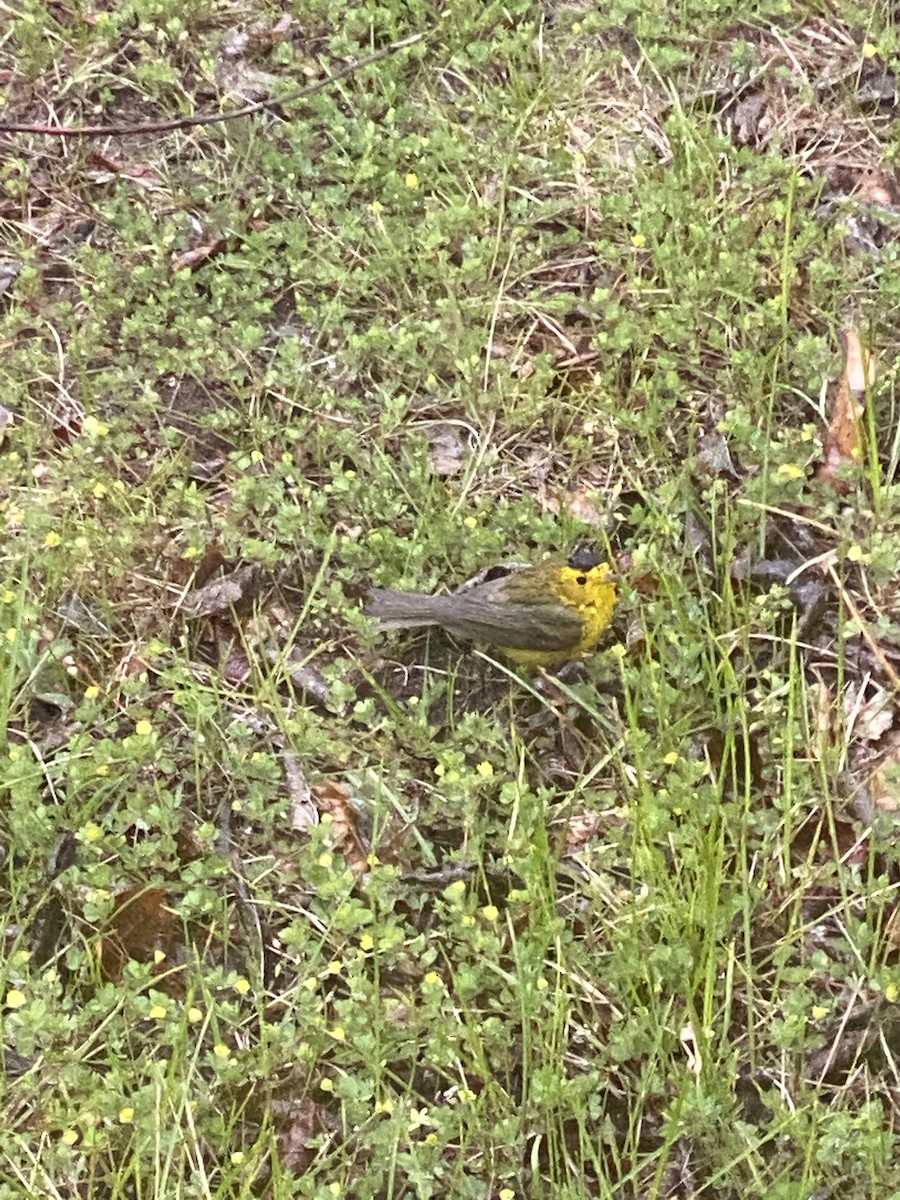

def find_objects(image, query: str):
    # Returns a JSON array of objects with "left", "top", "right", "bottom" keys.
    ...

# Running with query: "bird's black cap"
[{"left": 568, "top": 545, "right": 605, "bottom": 571}]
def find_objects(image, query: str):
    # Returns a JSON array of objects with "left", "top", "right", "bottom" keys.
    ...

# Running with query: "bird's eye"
[{"left": 576, "top": 574, "right": 587, "bottom": 585}]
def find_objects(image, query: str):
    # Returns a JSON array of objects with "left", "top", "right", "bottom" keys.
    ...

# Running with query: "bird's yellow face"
[
  {"left": 548, "top": 561, "right": 617, "bottom": 653},
  {"left": 499, "top": 556, "right": 617, "bottom": 665}
]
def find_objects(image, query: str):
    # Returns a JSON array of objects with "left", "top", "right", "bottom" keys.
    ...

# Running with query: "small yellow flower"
[
  {"left": 44, "top": 532, "right": 61, "bottom": 548},
  {"left": 318, "top": 851, "right": 334, "bottom": 869},
  {"left": 423, "top": 971, "right": 441, "bottom": 986},
  {"left": 847, "top": 544, "right": 864, "bottom": 563},
  {"left": 463, "top": 515, "right": 478, "bottom": 529},
  {"left": 1, "top": 590, "right": 15, "bottom": 603},
  {"left": 92, "top": 482, "right": 108, "bottom": 499},
  {"left": 82, "top": 824, "right": 103, "bottom": 842},
  {"left": 404, "top": 171, "right": 419, "bottom": 190},
  {"left": 359, "top": 933, "right": 375, "bottom": 952},
  {"left": 325, "top": 960, "right": 344, "bottom": 976},
  {"left": 536, "top": 976, "right": 549, "bottom": 991},
  {"left": 862, "top": 41, "right": 878, "bottom": 58},
  {"left": 119, "top": 1107, "right": 135, "bottom": 1124},
  {"left": 475, "top": 761, "right": 493, "bottom": 778},
  {"left": 776, "top": 463, "right": 804, "bottom": 482},
  {"left": 344, "top": 469, "right": 356, "bottom": 480},
  {"left": 331, "top": 1026, "right": 346, "bottom": 1041},
  {"left": 445, "top": 879, "right": 466, "bottom": 899},
  {"left": 376, "top": 1098, "right": 394, "bottom": 1114},
  {"left": 231, "top": 799, "right": 243, "bottom": 812},
  {"left": 886, "top": 983, "right": 899, "bottom": 1002},
  {"left": 5, "top": 628, "right": 16, "bottom": 644},
  {"left": 481, "top": 904, "right": 499, "bottom": 922},
  {"left": 5, "top": 989, "right": 26, "bottom": 1009},
  {"left": 811, "top": 1005, "right": 828, "bottom": 1020},
  {"left": 82, "top": 414, "right": 110, "bottom": 438},
  {"left": 149, "top": 1004, "right": 167, "bottom": 1019},
  {"left": 319, "top": 1077, "right": 334, "bottom": 1092},
  {"left": 61, "top": 1129, "right": 79, "bottom": 1146},
  {"left": 328, "top": 1183, "right": 342, "bottom": 1197},
  {"left": 500, "top": 1190, "right": 516, "bottom": 1200},
  {"left": 663, "top": 751, "right": 679, "bottom": 765},
  {"left": 213, "top": 1044, "right": 231, "bottom": 1060},
  {"left": 630, "top": 233, "right": 647, "bottom": 247},
  {"left": 234, "top": 978, "right": 250, "bottom": 996},
  {"left": 182, "top": 545, "right": 200, "bottom": 560},
  {"left": 230, "top": 1151, "right": 245, "bottom": 1165},
  {"left": 369, "top": 200, "right": 384, "bottom": 214},
  {"left": 153, "top": 950, "right": 166, "bottom": 965},
  {"left": 134, "top": 719, "right": 153, "bottom": 737},
  {"left": 188, "top": 1007, "right": 203, "bottom": 1023},
  {"left": 84, "top": 685, "right": 100, "bottom": 700}
]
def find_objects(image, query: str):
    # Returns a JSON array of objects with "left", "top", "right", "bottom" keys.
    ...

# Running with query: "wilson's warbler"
[{"left": 364, "top": 546, "right": 616, "bottom": 666}]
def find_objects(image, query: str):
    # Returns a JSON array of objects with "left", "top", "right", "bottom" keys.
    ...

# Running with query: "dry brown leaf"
[
  {"left": 867, "top": 732, "right": 900, "bottom": 813},
  {"left": 844, "top": 680, "right": 894, "bottom": 743},
  {"left": 539, "top": 482, "right": 605, "bottom": 526},
  {"left": 817, "top": 329, "right": 873, "bottom": 491},
  {"left": 856, "top": 168, "right": 898, "bottom": 206},
  {"left": 284, "top": 750, "right": 317, "bottom": 831},
  {"left": 178, "top": 564, "right": 262, "bottom": 617},
  {"left": 170, "top": 540, "right": 225, "bottom": 588},
  {"left": 564, "top": 810, "right": 602, "bottom": 853},
  {"left": 272, "top": 1096, "right": 321, "bottom": 1174},
  {"left": 423, "top": 422, "right": 469, "bottom": 477},
  {"left": 99, "top": 886, "right": 178, "bottom": 984},
  {"left": 173, "top": 238, "right": 228, "bottom": 273},
  {"left": 312, "top": 780, "right": 368, "bottom": 876},
  {"left": 808, "top": 679, "right": 837, "bottom": 762}
]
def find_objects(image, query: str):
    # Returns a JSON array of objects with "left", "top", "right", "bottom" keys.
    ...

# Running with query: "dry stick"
[{"left": 0, "top": 30, "right": 426, "bottom": 137}]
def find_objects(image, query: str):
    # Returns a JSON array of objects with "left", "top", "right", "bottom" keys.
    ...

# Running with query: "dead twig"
[{"left": 0, "top": 31, "right": 426, "bottom": 137}]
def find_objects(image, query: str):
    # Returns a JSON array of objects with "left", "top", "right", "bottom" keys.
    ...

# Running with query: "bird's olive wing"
[{"left": 439, "top": 597, "right": 582, "bottom": 652}]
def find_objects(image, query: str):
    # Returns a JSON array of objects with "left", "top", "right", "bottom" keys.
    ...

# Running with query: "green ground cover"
[{"left": 2, "top": 0, "right": 900, "bottom": 1195}]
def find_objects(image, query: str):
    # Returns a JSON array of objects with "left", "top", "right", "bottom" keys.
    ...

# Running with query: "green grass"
[{"left": 3, "top": 0, "right": 900, "bottom": 1196}]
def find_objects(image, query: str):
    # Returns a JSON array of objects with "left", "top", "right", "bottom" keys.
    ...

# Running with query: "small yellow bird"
[{"left": 364, "top": 546, "right": 617, "bottom": 667}]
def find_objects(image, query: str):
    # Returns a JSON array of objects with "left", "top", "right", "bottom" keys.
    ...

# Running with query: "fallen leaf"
[
  {"left": 99, "top": 886, "right": 178, "bottom": 983},
  {"left": 731, "top": 92, "right": 767, "bottom": 145},
  {"left": 0, "top": 262, "right": 21, "bottom": 299},
  {"left": 272, "top": 1096, "right": 321, "bottom": 1174},
  {"left": 284, "top": 751, "right": 317, "bottom": 831},
  {"left": 679, "top": 1022, "right": 702, "bottom": 1078},
  {"left": 867, "top": 732, "right": 900, "bottom": 813},
  {"left": 173, "top": 238, "right": 228, "bottom": 273},
  {"left": 423, "top": 422, "right": 469, "bottom": 477},
  {"left": 170, "top": 540, "right": 225, "bottom": 589},
  {"left": 57, "top": 592, "right": 111, "bottom": 637},
  {"left": 564, "top": 810, "right": 602, "bottom": 853},
  {"left": 696, "top": 428, "right": 738, "bottom": 479},
  {"left": 177, "top": 564, "right": 262, "bottom": 617},
  {"left": 539, "top": 482, "right": 606, "bottom": 526},
  {"left": 312, "top": 780, "right": 368, "bottom": 876},
  {"left": 844, "top": 680, "right": 894, "bottom": 743},
  {"left": 817, "top": 329, "right": 873, "bottom": 491}
]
